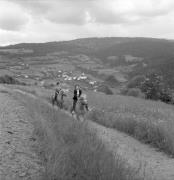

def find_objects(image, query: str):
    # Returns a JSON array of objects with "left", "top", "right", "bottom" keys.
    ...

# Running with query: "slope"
[
  {"left": 88, "top": 121, "right": 174, "bottom": 180},
  {"left": 6, "top": 85, "right": 174, "bottom": 180}
]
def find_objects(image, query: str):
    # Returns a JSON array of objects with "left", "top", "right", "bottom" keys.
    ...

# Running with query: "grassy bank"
[
  {"left": 12, "top": 85, "right": 174, "bottom": 156},
  {"left": 87, "top": 92, "right": 174, "bottom": 156},
  {"left": 17, "top": 93, "right": 141, "bottom": 180}
]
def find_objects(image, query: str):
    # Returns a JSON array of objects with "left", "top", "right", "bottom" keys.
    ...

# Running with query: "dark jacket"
[{"left": 73, "top": 89, "right": 82, "bottom": 100}]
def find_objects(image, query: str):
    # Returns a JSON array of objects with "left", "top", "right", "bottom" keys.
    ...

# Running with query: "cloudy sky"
[{"left": 0, "top": 0, "right": 174, "bottom": 45}]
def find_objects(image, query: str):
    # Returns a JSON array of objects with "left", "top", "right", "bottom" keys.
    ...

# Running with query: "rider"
[{"left": 71, "top": 84, "right": 82, "bottom": 113}]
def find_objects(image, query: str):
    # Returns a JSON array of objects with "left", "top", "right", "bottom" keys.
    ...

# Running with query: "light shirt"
[{"left": 77, "top": 89, "right": 80, "bottom": 97}]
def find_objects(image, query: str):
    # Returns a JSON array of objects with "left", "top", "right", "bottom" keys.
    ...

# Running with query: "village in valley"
[{"left": 0, "top": 49, "right": 128, "bottom": 94}]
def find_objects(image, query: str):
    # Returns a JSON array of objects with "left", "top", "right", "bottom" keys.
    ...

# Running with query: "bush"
[
  {"left": 120, "top": 87, "right": 128, "bottom": 95},
  {"left": 105, "top": 75, "right": 119, "bottom": 87},
  {"left": 97, "top": 84, "right": 113, "bottom": 95},
  {"left": 140, "top": 73, "right": 163, "bottom": 100},
  {"left": 126, "top": 88, "right": 145, "bottom": 98},
  {"left": 140, "top": 73, "right": 173, "bottom": 104},
  {"left": 0, "top": 75, "right": 25, "bottom": 85},
  {"left": 159, "top": 88, "right": 173, "bottom": 104}
]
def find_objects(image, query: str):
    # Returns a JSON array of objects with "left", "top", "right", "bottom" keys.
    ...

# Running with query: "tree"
[
  {"left": 105, "top": 75, "right": 118, "bottom": 87},
  {"left": 159, "top": 88, "right": 173, "bottom": 103},
  {"left": 140, "top": 73, "right": 173, "bottom": 104},
  {"left": 140, "top": 73, "right": 163, "bottom": 100}
]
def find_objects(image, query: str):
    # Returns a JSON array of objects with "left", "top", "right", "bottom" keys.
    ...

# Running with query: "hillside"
[
  {"left": 0, "top": 84, "right": 144, "bottom": 180},
  {"left": 0, "top": 37, "right": 174, "bottom": 91},
  {"left": 1, "top": 84, "right": 174, "bottom": 180}
]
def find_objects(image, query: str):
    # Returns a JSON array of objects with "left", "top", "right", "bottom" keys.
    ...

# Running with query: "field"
[
  {"left": 12, "top": 84, "right": 174, "bottom": 157},
  {"left": 12, "top": 87, "right": 141, "bottom": 180},
  {"left": 19, "top": 84, "right": 174, "bottom": 156},
  {"left": 86, "top": 92, "right": 174, "bottom": 156}
]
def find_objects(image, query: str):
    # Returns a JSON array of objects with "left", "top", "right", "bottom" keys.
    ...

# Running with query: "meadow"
[
  {"left": 87, "top": 92, "right": 174, "bottom": 156},
  {"left": 15, "top": 89, "right": 141, "bottom": 180},
  {"left": 14, "top": 85, "right": 174, "bottom": 156}
]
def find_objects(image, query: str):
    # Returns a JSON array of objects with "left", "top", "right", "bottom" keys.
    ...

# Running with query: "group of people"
[{"left": 54, "top": 82, "right": 89, "bottom": 113}]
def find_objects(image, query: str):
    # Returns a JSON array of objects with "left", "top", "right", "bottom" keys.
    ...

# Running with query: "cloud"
[
  {"left": 89, "top": 0, "right": 174, "bottom": 24},
  {"left": 1, "top": 0, "right": 174, "bottom": 45},
  {"left": 7, "top": 0, "right": 174, "bottom": 25},
  {"left": 0, "top": 1, "right": 29, "bottom": 31},
  {"left": 45, "top": 1, "right": 87, "bottom": 25}
]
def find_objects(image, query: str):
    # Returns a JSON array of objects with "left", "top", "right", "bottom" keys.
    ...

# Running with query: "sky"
[{"left": 0, "top": 0, "right": 174, "bottom": 45}]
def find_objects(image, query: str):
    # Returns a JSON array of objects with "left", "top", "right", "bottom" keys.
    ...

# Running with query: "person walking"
[
  {"left": 71, "top": 84, "right": 82, "bottom": 113},
  {"left": 54, "top": 82, "right": 61, "bottom": 102}
]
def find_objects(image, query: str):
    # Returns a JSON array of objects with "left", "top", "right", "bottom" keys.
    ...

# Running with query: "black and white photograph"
[{"left": 0, "top": 0, "right": 174, "bottom": 179}]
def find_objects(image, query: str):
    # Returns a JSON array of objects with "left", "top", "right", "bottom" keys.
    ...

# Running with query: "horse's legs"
[
  {"left": 76, "top": 114, "right": 81, "bottom": 121},
  {"left": 60, "top": 100, "right": 64, "bottom": 109},
  {"left": 52, "top": 97, "right": 55, "bottom": 106}
]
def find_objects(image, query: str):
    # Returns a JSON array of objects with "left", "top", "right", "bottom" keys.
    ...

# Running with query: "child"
[
  {"left": 79, "top": 94, "right": 89, "bottom": 112},
  {"left": 54, "top": 82, "right": 61, "bottom": 101}
]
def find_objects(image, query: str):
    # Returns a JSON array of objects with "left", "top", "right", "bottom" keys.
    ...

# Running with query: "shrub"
[
  {"left": 126, "top": 88, "right": 145, "bottom": 98},
  {"left": 140, "top": 73, "right": 173, "bottom": 104},
  {"left": 140, "top": 73, "right": 163, "bottom": 100},
  {"left": 97, "top": 84, "right": 113, "bottom": 95},
  {"left": 159, "top": 88, "right": 173, "bottom": 104},
  {"left": 105, "top": 75, "right": 119, "bottom": 87},
  {"left": 120, "top": 87, "right": 129, "bottom": 95},
  {"left": 0, "top": 75, "right": 25, "bottom": 85}
]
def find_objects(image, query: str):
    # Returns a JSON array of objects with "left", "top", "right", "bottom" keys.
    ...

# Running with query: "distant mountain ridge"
[{"left": 1, "top": 37, "right": 174, "bottom": 57}]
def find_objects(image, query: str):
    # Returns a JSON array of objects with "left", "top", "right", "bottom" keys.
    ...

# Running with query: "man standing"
[{"left": 72, "top": 84, "right": 82, "bottom": 113}]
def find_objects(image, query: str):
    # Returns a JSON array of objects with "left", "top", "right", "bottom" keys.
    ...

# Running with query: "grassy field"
[
  {"left": 12, "top": 85, "right": 174, "bottom": 156},
  {"left": 86, "top": 92, "right": 174, "bottom": 156},
  {"left": 15, "top": 90, "right": 141, "bottom": 180}
]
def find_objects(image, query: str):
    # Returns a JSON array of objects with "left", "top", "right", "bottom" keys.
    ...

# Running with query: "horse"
[
  {"left": 51, "top": 90, "right": 67, "bottom": 109},
  {"left": 72, "top": 95, "right": 89, "bottom": 121}
]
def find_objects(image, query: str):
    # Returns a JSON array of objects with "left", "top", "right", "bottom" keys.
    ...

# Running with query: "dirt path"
[
  {"left": 0, "top": 86, "right": 44, "bottom": 180},
  {"left": 88, "top": 121, "right": 174, "bottom": 180}
]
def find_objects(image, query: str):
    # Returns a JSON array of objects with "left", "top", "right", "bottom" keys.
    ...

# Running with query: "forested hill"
[{"left": 1, "top": 37, "right": 174, "bottom": 58}]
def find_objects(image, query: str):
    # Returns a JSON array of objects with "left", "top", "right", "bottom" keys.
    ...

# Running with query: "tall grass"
[
  {"left": 13, "top": 86, "right": 174, "bottom": 156},
  {"left": 17, "top": 93, "right": 141, "bottom": 180},
  {"left": 87, "top": 92, "right": 174, "bottom": 156}
]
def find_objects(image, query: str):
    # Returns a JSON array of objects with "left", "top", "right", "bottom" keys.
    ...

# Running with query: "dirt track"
[{"left": 0, "top": 86, "right": 44, "bottom": 180}]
